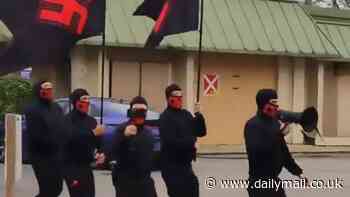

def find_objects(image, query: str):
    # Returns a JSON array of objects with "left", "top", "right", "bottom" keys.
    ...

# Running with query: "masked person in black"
[
  {"left": 64, "top": 89, "right": 105, "bottom": 197},
  {"left": 25, "top": 81, "right": 70, "bottom": 197},
  {"left": 244, "top": 89, "right": 307, "bottom": 197},
  {"left": 160, "top": 84, "right": 207, "bottom": 197},
  {"left": 111, "top": 96, "right": 157, "bottom": 197}
]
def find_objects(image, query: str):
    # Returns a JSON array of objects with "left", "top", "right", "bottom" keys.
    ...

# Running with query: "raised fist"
[
  {"left": 93, "top": 124, "right": 105, "bottom": 136},
  {"left": 95, "top": 153, "right": 106, "bottom": 165},
  {"left": 124, "top": 125, "right": 137, "bottom": 137}
]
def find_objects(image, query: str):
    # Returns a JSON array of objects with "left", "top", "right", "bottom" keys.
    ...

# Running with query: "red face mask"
[
  {"left": 169, "top": 96, "right": 183, "bottom": 109},
  {"left": 39, "top": 88, "right": 54, "bottom": 101},
  {"left": 76, "top": 101, "right": 90, "bottom": 114},
  {"left": 132, "top": 117, "right": 145, "bottom": 126},
  {"left": 263, "top": 103, "right": 279, "bottom": 119}
]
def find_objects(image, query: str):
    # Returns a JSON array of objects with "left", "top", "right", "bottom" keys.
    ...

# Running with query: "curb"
[
  {"left": 198, "top": 151, "right": 350, "bottom": 155},
  {"left": 197, "top": 151, "right": 350, "bottom": 159}
]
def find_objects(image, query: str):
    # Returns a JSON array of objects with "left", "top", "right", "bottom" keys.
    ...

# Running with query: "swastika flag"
[{"left": 0, "top": 0, "right": 105, "bottom": 75}]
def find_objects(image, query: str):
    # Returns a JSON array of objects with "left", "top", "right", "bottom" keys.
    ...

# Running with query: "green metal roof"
[
  {"left": 0, "top": 21, "right": 11, "bottom": 42},
  {"left": 0, "top": 0, "right": 341, "bottom": 58},
  {"left": 81, "top": 0, "right": 338, "bottom": 58},
  {"left": 304, "top": 5, "right": 350, "bottom": 60}
]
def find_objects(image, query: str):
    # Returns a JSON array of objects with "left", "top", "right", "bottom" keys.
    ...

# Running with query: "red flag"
[{"left": 0, "top": 0, "right": 105, "bottom": 75}]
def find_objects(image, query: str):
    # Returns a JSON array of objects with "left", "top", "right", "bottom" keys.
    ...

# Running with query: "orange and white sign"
[{"left": 203, "top": 74, "right": 219, "bottom": 96}]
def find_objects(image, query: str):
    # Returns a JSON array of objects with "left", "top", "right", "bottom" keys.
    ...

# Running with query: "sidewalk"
[{"left": 197, "top": 144, "right": 350, "bottom": 155}]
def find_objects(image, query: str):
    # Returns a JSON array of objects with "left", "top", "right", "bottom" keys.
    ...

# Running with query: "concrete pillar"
[
  {"left": 185, "top": 54, "right": 195, "bottom": 113},
  {"left": 291, "top": 58, "right": 307, "bottom": 144},
  {"left": 71, "top": 47, "right": 87, "bottom": 92},
  {"left": 277, "top": 57, "right": 293, "bottom": 110},
  {"left": 97, "top": 49, "right": 110, "bottom": 98},
  {"left": 277, "top": 57, "right": 293, "bottom": 143},
  {"left": 317, "top": 63, "right": 325, "bottom": 136},
  {"left": 315, "top": 63, "right": 325, "bottom": 145},
  {"left": 172, "top": 54, "right": 194, "bottom": 111},
  {"left": 70, "top": 46, "right": 100, "bottom": 96},
  {"left": 4, "top": 114, "right": 22, "bottom": 197}
]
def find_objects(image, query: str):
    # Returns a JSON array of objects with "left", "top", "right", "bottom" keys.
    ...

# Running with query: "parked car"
[{"left": 0, "top": 97, "right": 161, "bottom": 169}]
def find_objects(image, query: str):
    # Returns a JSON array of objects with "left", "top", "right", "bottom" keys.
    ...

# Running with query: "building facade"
[{"left": 1, "top": 0, "right": 350, "bottom": 145}]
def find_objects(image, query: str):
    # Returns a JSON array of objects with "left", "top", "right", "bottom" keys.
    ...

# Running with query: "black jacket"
[
  {"left": 159, "top": 107, "right": 206, "bottom": 166},
  {"left": 64, "top": 110, "right": 100, "bottom": 165},
  {"left": 111, "top": 122, "right": 155, "bottom": 178},
  {"left": 244, "top": 111, "right": 303, "bottom": 179},
  {"left": 24, "top": 100, "right": 70, "bottom": 161}
]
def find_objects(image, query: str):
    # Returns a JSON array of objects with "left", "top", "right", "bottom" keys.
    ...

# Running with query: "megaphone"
[{"left": 278, "top": 107, "right": 320, "bottom": 139}]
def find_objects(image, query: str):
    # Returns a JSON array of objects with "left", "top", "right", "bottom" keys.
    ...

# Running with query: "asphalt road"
[{"left": 0, "top": 154, "right": 349, "bottom": 197}]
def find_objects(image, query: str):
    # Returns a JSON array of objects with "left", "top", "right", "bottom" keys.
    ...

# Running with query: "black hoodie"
[
  {"left": 64, "top": 89, "right": 100, "bottom": 165},
  {"left": 159, "top": 107, "right": 207, "bottom": 166},
  {"left": 244, "top": 89, "right": 303, "bottom": 179},
  {"left": 111, "top": 122, "right": 155, "bottom": 178},
  {"left": 64, "top": 109, "right": 99, "bottom": 164},
  {"left": 24, "top": 81, "right": 70, "bottom": 162}
]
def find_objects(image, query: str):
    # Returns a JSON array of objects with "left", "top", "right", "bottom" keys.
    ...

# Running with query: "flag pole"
[
  {"left": 138, "top": 62, "right": 143, "bottom": 96},
  {"left": 196, "top": 0, "right": 204, "bottom": 102},
  {"left": 100, "top": 24, "right": 106, "bottom": 124}
]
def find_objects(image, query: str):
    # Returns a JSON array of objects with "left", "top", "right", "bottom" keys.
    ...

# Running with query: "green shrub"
[{"left": 0, "top": 78, "right": 33, "bottom": 121}]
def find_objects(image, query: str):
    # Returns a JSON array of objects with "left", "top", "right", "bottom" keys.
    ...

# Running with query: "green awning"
[
  {"left": 82, "top": 0, "right": 339, "bottom": 58},
  {"left": 304, "top": 5, "right": 350, "bottom": 60}
]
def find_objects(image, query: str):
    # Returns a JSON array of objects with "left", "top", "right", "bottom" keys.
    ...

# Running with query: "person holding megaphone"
[{"left": 244, "top": 89, "right": 308, "bottom": 197}]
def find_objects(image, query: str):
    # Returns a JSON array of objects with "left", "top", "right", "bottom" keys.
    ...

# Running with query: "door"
[{"left": 111, "top": 61, "right": 171, "bottom": 112}]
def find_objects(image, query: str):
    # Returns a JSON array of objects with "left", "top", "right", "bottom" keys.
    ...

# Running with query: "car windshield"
[
  {"left": 56, "top": 100, "right": 71, "bottom": 114},
  {"left": 89, "top": 102, "right": 128, "bottom": 117},
  {"left": 56, "top": 98, "right": 159, "bottom": 120},
  {"left": 90, "top": 101, "right": 160, "bottom": 120}
]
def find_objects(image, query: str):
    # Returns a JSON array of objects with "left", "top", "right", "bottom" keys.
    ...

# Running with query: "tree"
[{"left": 0, "top": 78, "right": 32, "bottom": 121}]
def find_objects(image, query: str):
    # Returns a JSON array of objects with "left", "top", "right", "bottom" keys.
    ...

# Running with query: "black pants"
[
  {"left": 247, "top": 178, "right": 287, "bottom": 197},
  {"left": 112, "top": 169, "right": 157, "bottom": 197},
  {"left": 32, "top": 159, "right": 63, "bottom": 197},
  {"left": 161, "top": 165, "right": 199, "bottom": 197},
  {"left": 64, "top": 163, "right": 95, "bottom": 197}
]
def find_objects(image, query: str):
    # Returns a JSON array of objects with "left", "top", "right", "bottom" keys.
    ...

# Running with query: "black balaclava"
[
  {"left": 165, "top": 84, "right": 183, "bottom": 109},
  {"left": 69, "top": 89, "right": 89, "bottom": 114},
  {"left": 33, "top": 80, "right": 52, "bottom": 103},
  {"left": 256, "top": 89, "right": 278, "bottom": 110},
  {"left": 256, "top": 89, "right": 279, "bottom": 119},
  {"left": 129, "top": 96, "right": 148, "bottom": 109},
  {"left": 128, "top": 96, "right": 148, "bottom": 126},
  {"left": 165, "top": 84, "right": 182, "bottom": 99}
]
